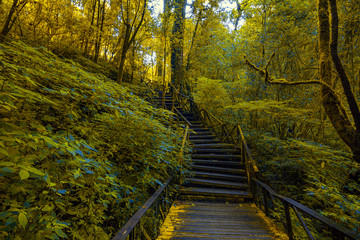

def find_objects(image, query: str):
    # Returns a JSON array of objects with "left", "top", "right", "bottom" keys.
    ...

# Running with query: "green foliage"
[
  {"left": 0, "top": 40, "right": 190, "bottom": 239},
  {"left": 193, "top": 77, "right": 230, "bottom": 115},
  {"left": 249, "top": 133, "right": 360, "bottom": 234}
]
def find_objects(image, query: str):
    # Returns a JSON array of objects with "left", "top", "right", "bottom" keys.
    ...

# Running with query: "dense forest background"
[{"left": 0, "top": 0, "right": 360, "bottom": 239}]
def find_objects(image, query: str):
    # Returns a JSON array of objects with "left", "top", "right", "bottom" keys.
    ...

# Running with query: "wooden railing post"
[{"left": 283, "top": 201, "right": 294, "bottom": 240}]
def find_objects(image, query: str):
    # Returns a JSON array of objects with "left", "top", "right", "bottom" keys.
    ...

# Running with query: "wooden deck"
[{"left": 157, "top": 201, "right": 288, "bottom": 240}]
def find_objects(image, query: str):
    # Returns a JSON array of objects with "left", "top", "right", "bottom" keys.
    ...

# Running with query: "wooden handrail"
[
  {"left": 174, "top": 107, "right": 192, "bottom": 126},
  {"left": 292, "top": 206, "right": 315, "bottom": 240},
  {"left": 237, "top": 125, "right": 259, "bottom": 173},
  {"left": 112, "top": 177, "right": 173, "bottom": 240},
  {"left": 252, "top": 178, "right": 360, "bottom": 240}
]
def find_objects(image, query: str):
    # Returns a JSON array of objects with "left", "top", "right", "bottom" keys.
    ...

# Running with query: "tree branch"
[{"left": 245, "top": 55, "right": 335, "bottom": 91}]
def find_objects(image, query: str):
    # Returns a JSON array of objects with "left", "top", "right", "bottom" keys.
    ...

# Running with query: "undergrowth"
[
  {"left": 248, "top": 133, "right": 360, "bottom": 234},
  {"left": 0, "top": 40, "right": 190, "bottom": 239}
]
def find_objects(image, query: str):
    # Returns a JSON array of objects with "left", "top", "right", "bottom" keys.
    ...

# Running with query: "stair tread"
[
  {"left": 192, "top": 159, "right": 243, "bottom": 165},
  {"left": 181, "top": 187, "right": 252, "bottom": 198},
  {"left": 190, "top": 131, "right": 213, "bottom": 135},
  {"left": 189, "top": 135, "right": 217, "bottom": 139},
  {"left": 186, "top": 178, "right": 249, "bottom": 188},
  {"left": 192, "top": 165, "right": 245, "bottom": 174},
  {"left": 193, "top": 143, "right": 235, "bottom": 148},
  {"left": 193, "top": 171, "right": 247, "bottom": 180},
  {"left": 192, "top": 154, "right": 242, "bottom": 159},
  {"left": 193, "top": 148, "right": 238, "bottom": 153}
]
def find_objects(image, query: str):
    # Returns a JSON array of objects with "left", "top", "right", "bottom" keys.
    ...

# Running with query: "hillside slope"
[{"left": 0, "top": 41, "right": 189, "bottom": 239}]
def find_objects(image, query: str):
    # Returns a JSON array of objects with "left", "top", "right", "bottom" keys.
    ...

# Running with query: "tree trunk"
[
  {"left": 84, "top": 0, "right": 97, "bottom": 57},
  {"left": 185, "top": 9, "right": 201, "bottom": 72},
  {"left": 318, "top": 0, "right": 359, "bottom": 163},
  {"left": 0, "top": 0, "right": 19, "bottom": 42},
  {"left": 94, "top": 0, "right": 106, "bottom": 63},
  {"left": 170, "top": 0, "right": 186, "bottom": 92},
  {"left": 117, "top": 0, "right": 147, "bottom": 83},
  {"left": 117, "top": 23, "right": 131, "bottom": 83},
  {"left": 329, "top": 0, "right": 360, "bottom": 162}
]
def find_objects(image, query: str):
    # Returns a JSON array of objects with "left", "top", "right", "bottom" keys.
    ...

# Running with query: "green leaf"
[
  {"left": 0, "top": 148, "right": 9, "bottom": 156},
  {"left": 55, "top": 228, "right": 67, "bottom": 238},
  {"left": 0, "top": 162, "right": 14, "bottom": 167},
  {"left": 41, "top": 205, "right": 53, "bottom": 211},
  {"left": 18, "top": 213, "right": 27, "bottom": 229},
  {"left": 26, "top": 166, "right": 45, "bottom": 176},
  {"left": 1, "top": 167, "right": 14, "bottom": 173},
  {"left": 19, "top": 169, "right": 30, "bottom": 180}
]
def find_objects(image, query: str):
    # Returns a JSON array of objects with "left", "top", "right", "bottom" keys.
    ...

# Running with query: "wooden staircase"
[
  {"left": 152, "top": 92, "right": 252, "bottom": 202},
  {"left": 114, "top": 91, "right": 360, "bottom": 240}
]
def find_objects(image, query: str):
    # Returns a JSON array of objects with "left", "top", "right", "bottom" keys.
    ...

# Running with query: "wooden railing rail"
[
  {"left": 252, "top": 178, "right": 360, "bottom": 240},
  {"left": 112, "top": 177, "right": 173, "bottom": 240}
]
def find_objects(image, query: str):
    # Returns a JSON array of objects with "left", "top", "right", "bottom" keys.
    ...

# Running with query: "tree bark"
[
  {"left": 84, "top": 0, "right": 97, "bottom": 57},
  {"left": 170, "top": 0, "right": 187, "bottom": 92},
  {"left": 0, "top": 0, "right": 20, "bottom": 42},
  {"left": 318, "top": 0, "right": 358, "bottom": 161},
  {"left": 329, "top": 0, "right": 360, "bottom": 162},
  {"left": 94, "top": 0, "right": 106, "bottom": 63}
]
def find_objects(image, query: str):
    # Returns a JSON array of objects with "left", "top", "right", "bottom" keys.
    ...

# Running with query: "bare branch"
[{"left": 245, "top": 55, "right": 335, "bottom": 91}]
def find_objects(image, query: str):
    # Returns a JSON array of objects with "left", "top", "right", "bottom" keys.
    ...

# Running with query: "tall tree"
[
  {"left": 0, "top": 0, "right": 28, "bottom": 42},
  {"left": 94, "top": 0, "right": 107, "bottom": 62},
  {"left": 170, "top": 0, "right": 186, "bottom": 92},
  {"left": 117, "top": 0, "right": 147, "bottom": 83},
  {"left": 246, "top": 0, "right": 360, "bottom": 164}
]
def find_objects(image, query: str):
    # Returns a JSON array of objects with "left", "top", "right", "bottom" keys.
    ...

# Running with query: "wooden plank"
[
  {"left": 186, "top": 178, "right": 249, "bottom": 189},
  {"left": 191, "top": 165, "right": 245, "bottom": 174},
  {"left": 181, "top": 187, "right": 252, "bottom": 198},
  {"left": 157, "top": 201, "right": 287, "bottom": 240},
  {"left": 191, "top": 154, "right": 242, "bottom": 159},
  {"left": 193, "top": 171, "right": 246, "bottom": 181}
]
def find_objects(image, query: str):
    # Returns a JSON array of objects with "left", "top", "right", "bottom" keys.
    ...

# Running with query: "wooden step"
[
  {"left": 192, "top": 143, "right": 235, "bottom": 148},
  {"left": 192, "top": 165, "right": 246, "bottom": 175},
  {"left": 181, "top": 187, "right": 252, "bottom": 198},
  {"left": 193, "top": 171, "right": 247, "bottom": 182},
  {"left": 190, "top": 139, "right": 220, "bottom": 144},
  {"left": 189, "top": 135, "right": 217, "bottom": 140},
  {"left": 193, "top": 148, "right": 238, "bottom": 154},
  {"left": 190, "top": 128, "right": 211, "bottom": 132},
  {"left": 190, "top": 131, "right": 213, "bottom": 136},
  {"left": 191, "top": 154, "right": 242, "bottom": 160},
  {"left": 192, "top": 159, "right": 243, "bottom": 167},
  {"left": 186, "top": 178, "right": 249, "bottom": 189}
]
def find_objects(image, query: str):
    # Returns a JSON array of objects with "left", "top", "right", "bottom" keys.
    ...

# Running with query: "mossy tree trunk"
[
  {"left": 318, "top": 0, "right": 360, "bottom": 164},
  {"left": 170, "top": 0, "right": 186, "bottom": 92}
]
